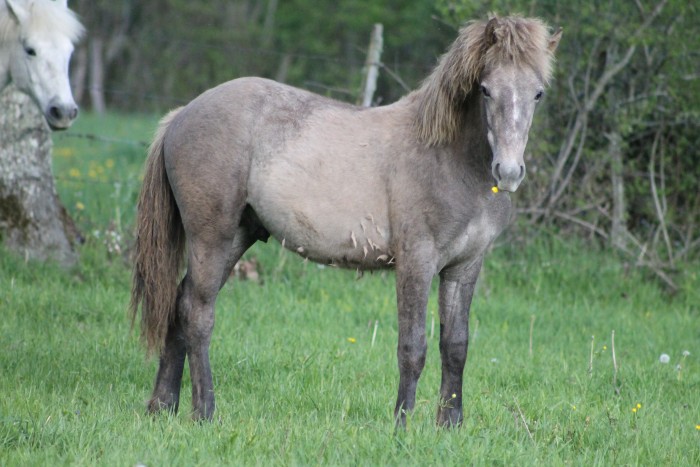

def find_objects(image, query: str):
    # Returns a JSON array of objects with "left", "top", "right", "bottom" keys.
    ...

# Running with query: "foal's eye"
[
  {"left": 534, "top": 90, "right": 544, "bottom": 101},
  {"left": 24, "top": 46, "right": 37, "bottom": 57},
  {"left": 480, "top": 85, "right": 491, "bottom": 98}
]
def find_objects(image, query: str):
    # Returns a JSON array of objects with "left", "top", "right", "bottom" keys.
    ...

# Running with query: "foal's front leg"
[
  {"left": 394, "top": 257, "right": 435, "bottom": 427},
  {"left": 436, "top": 259, "right": 482, "bottom": 427}
]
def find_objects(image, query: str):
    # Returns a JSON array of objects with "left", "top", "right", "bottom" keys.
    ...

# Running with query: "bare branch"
[{"left": 648, "top": 129, "right": 674, "bottom": 267}]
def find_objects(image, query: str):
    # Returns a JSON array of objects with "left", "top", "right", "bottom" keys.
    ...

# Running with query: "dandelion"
[
  {"left": 637, "top": 403, "right": 641, "bottom": 409},
  {"left": 491, "top": 186, "right": 499, "bottom": 193},
  {"left": 88, "top": 169, "right": 98, "bottom": 179},
  {"left": 603, "top": 345, "right": 607, "bottom": 351},
  {"left": 632, "top": 407, "right": 637, "bottom": 413},
  {"left": 683, "top": 350, "right": 690, "bottom": 357},
  {"left": 696, "top": 424, "right": 700, "bottom": 430},
  {"left": 68, "top": 168, "right": 81, "bottom": 178},
  {"left": 347, "top": 337, "right": 356, "bottom": 344},
  {"left": 75, "top": 202, "right": 85, "bottom": 211},
  {"left": 105, "top": 158, "right": 115, "bottom": 169},
  {"left": 659, "top": 353, "right": 670, "bottom": 364},
  {"left": 571, "top": 405, "right": 576, "bottom": 411}
]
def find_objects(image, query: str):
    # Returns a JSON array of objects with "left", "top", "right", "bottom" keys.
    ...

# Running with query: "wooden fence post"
[{"left": 358, "top": 23, "right": 383, "bottom": 107}]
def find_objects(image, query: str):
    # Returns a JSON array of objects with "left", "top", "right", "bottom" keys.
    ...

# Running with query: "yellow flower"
[
  {"left": 105, "top": 158, "right": 115, "bottom": 169},
  {"left": 347, "top": 337, "right": 356, "bottom": 344},
  {"left": 632, "top": 408, "right": 637, "bottom": 413},
  {"left": 75, "top": 202, "right": 85, "bottom": 211},
  {"left": 55, "top": 147, "right": 74, "bottom": 158},
  {"left": 637, "top": 403, "right": 642, "bottom": 409},
  {"left": 491, "top": 186, "right": 499, "bottom": 193},
  {"left": 68, "top": 168, "right": 81, "bottom": 178},
  {"left": 88, "top": 169, "right": 98, "bottom": 179},
  {"left": 603, "top": 345, "right": 607, "bottom": 350},
  {"left": 695, "top": 424, "right": 700, "bottom": 430}
]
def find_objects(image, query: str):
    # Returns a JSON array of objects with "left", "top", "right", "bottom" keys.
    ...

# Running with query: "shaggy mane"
[
  {"left": 414, "top": 15, "right": 557, "bottom": 147},
  {"left": 0, "top": 0, "right": 84, "bottom": 44}
]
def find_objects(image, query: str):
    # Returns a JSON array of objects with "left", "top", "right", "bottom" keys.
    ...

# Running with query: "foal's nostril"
[
  {"left": 494, "top": 163, "right": 501, "bottom": 180},
  {"left": 519, "top": 165, "right": 525, "bottom": 179},
  {"left": 69, "top": 106, "right": 79, "bottom": 120}
]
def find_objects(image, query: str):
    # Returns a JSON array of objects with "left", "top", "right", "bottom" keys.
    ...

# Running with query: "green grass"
[{"left": 1, "top": 113, "right": 699, "bottom": 465}]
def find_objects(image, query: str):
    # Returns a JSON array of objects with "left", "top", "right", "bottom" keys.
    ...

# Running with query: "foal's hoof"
[
  {"left": 191, "top": 403, "right": 215, "bottom": 422},
  {"left": 147, "top": 397, "right": 179, "bottom": 415},
  {"left": 436, "top": 408, "right": 463, "bottom": 428}
]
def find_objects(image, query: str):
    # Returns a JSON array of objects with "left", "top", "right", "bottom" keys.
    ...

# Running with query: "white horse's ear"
[
  {"left": 5, "top": 0, "right": 31, "bottom": 24},
  {"left": 548, "top": 27, "right": 563, "bottom": 53}
]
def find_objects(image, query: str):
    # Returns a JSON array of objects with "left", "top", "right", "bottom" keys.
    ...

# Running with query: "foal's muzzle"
[{"left": 492, "top": 160, "right": 526, "bottom": 192}]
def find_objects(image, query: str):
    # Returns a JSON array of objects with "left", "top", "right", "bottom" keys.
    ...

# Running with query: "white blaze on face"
[
  {"left": 512, "top": 90, "right": 521, "bottom": 125},
  {"left": 481, "top": 64, "right": 543, "bottom": 192}
]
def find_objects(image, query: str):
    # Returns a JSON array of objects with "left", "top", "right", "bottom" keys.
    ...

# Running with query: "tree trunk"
[
  {"left": 71, "top": 44, "right": 88, "bottom": 106},
  {"left": 0, "top": 86, "right": 78, "bottom": 266},
  {"left": 89, "top": 37, "right": 106, "bottom": 114}
]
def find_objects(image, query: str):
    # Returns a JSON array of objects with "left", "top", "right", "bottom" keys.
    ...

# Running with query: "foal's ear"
[
  {"left": 484, "top": 16, "right": 500, "bottom": 47},
  {"left": 5, "top": 0, "right": 31, "bottom": 24},
  {"left": 548, "top": 27, "right": 563, "bottom": 53}
]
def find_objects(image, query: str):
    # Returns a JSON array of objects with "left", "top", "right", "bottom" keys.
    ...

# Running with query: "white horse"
[{"left": 0, "top": 0, "right": 83, "bottom": 129}]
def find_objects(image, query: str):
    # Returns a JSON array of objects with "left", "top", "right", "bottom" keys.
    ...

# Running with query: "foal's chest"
[{"left": 443, "top": 193, "right": 512, "bottom": 267}]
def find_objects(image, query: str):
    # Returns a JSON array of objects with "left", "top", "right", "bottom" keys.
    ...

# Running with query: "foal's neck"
[{"left": 454, "top": 92, "right": 492, "bottom": 180}]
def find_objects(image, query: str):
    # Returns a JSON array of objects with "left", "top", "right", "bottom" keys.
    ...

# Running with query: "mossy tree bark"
[{"left": 0, "top": 85, "right": 78, "bottom": 266}]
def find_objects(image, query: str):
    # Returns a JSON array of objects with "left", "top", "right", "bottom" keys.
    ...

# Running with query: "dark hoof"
[
  {"left": 147, "top": 397, "right": 179, "bottom": 415},
  {"left": 436, "top": 400, "right": 463, "bottom": 428}
]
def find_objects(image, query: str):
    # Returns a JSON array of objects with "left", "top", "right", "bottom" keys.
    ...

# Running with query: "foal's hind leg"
[
  {"left": 178, "top": 221, "right": 261, "bottom": 421},
  {"left": 147, "top": 316, "right": 187, "bottom": 414},
  {"left": 147, "top": 204, "right": 263, "bottom": 419}
]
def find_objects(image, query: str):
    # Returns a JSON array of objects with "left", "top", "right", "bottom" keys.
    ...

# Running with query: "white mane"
[{"left": 0, "top": 0, "right": 84, "bottom": 44}]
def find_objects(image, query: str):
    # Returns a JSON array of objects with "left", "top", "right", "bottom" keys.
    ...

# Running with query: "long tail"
[{"left": 130, "top": 107, "right": 186, "bottom": 355}]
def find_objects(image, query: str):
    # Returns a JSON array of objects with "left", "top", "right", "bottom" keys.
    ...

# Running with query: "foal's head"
[
  {"left": 2, "top": 0, "right": 84, "bottom": 129},
  {"left": 478, "top": 17, "right": 561, "bottom": 191},
  {"left": 416, "top": 15, "right": 561, "bottom": 192}
]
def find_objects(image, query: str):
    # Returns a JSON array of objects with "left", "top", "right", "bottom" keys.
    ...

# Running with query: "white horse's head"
[{"left": 1, "top": 0, "right": 84, "bottom": 130}]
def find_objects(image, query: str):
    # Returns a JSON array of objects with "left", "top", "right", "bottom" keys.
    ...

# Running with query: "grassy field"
[{"left": 1, "top": 113, "right": 699, "bottom": 465}]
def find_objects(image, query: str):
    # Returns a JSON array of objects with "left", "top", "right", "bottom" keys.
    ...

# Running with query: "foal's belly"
[{"left": 247, "top": 162, "right": 394, "bottom": 269}]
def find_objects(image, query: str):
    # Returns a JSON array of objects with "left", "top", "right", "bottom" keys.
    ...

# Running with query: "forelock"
[
  {"left": 27, "top": 0, "right": 85, "bottom": 44},
  {"left": 482, "top": 15, "right": 555, "bottom": 84}
]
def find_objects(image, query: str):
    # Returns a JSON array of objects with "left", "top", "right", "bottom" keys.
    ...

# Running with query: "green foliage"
[
  {"left": 71, "top": 0, "right": 451, "bottom": 110},
  {"left": 436, "top": 0, "right": 700, "bottom": 259}
]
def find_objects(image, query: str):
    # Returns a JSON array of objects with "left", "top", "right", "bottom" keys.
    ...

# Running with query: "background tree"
[
  {"left": 437, "top": 0, "right": 700, "bottom": 287},
  {"left": 69, "top": 0, "right": 451, "bottom": 111},
  {"left": 0, "top": 87, "right": 78, "bottom": 266}
]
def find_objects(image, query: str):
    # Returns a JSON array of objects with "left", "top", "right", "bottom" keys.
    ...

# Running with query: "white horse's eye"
[
  {"left": 24, "top": 46, "right": 37, "bottom": 57},
  {"left": 535, "top": 90, "right": 544, "bottom": 101}
]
